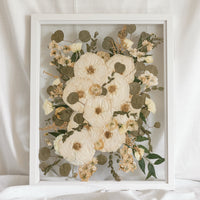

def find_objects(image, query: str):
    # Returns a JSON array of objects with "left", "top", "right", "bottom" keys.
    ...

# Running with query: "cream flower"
[
  {"left": 123, "top": 38, "right": 134, "bottom": 50},
  {"left": 70, "top": 43, "right": 82, "bottom": 52},
  {"left": 43, "top": 99, "right": 54, "bottom": 115},
  {"left": 74, "top": 53, "right": 108, "bottom": 84},
  {"left": 100, "top": 128, "right": 126, "bottom": 152},
  {"left": 134, "top": 148, "right": 145, "bottom": 160},
  {"left": 53, "top": 134, "right": 64, "bottom": 155},
  {"left": 52, "top": 78, "right": 61, "bottom": 86},
  {"left": 138, "top": 70, "right": 158, "bottom": 88},
  {"left": 105, "top": 73, "right": 129, "bottom": 109},
  {"left": 130, "top": 48, "right": 145, "bottom": 58},
  {"left": 142, "top": 40, "right": 153, "bottom": 52},
  {"left": 62, "top": 77, "right": 93, "bottom": 112},
  {"left": 83, "top": 96, "right": 112, "bottom": 128},
  {"left": 145, "top": 56, "right": 153, "bottom": 63},
  {"left": 145, "top": 97, "right": 156, "bottom": 114},
  {"left": 59, "top": 130, "right": 95, "bottom": 166},
  {"left": 106, "top": 54, "right": 136, "bottom": 83},
  {"left": 49, "top": 40, "right": 58, "bottom": 49}
]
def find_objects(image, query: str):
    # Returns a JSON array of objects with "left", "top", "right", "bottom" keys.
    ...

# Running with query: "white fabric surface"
[{"left": 0, "top": 0, "right": 200, "bottom": 199}]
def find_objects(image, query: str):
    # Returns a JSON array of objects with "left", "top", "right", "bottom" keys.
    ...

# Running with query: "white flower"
[
  {"left": 53, "top": 134, "right": 64, "bottom": 155},
  {"left": 105, "top": 73, "right": 129, "bottom": 109},
  {"left": 100, "top": 127, "right": 126, "bottom": 152},
  {"left": 52, "top": 78, "right": 61, "bottom": 86},
  {"left": 145, "top": 97, "right": 156, "bottom": 114},
  {"left": 74, "top": 53, "right": 108, "bottom": 84},
  {"left": 106, "top": 54, "right": 136, "bottom": 83},
  {"left": 49, "top": 40, "right": 58, "bottom": 49},
  {"left": 130, "top": 48, "right": 145, "bottom": 58},
  {"left": 59, "top": 130, "right": 95, "bottom": 166},
  {"left": 70, "top": 43, "right": 82, "bottom": 52},
  {"left": 123, "top": 38, "right": 134, "bottom": 50},
  {"left": 43, "top": 99, "right": 54, "bottom": 115},
  {"left": 138, "top": 70, "right": 158, "bottom": 88},
  {"left": 134, "top": 148, "right": 144, "bottom": 161},
  {"left": 145, "top": 56, "right": 153, "bottom": 63},
  {"left": 83, "top": 96, "right": 112, "bottom": 128},
  {"left": 142, "top": 40, "right": 153, "bottom": 52},
  {"left": 62, "top": 77, "right": 93, "bottom": 112}
]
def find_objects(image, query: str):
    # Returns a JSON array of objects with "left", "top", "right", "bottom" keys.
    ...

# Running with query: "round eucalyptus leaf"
[
  {"left": 146, "top": 65, "right": 158, "bottom": 76},
  {"left": 97, "top": 154, "right": 107, "bottom": 165},
  {"left": 101, "top": 87, "right": 107, "bottom": 96},
  {"left": 114, "top": 62, "right": 126, "bottom": 74},
  {"left": 79, "top": 30, "right": 91, "bottom": 42},
  {"left": 47, "top": 86, "right": 55, "bottom": 95},
  {"left": 141, "top": 108, "right": 150, "bottom": 118},
  {"left": 131, "top": 94, "right": 146, "bottom": 109},
  {"left": 154, "top": 122, "right": 161, "bottom": 128},
  {"left": 126, "top": 24, "right": 136, "bottom": 34},
  {"left": 51, "top": 30, "right": 64, "bottom": 43},
  {"left": 39, "top": 147, "right": 50, "bottom": 161},
  {"left": 59, "top": 163, "right": 71, "bottom": 176},
  {"left": 137, "top": 118, "right": 143, "bottom": 127},
  {"left": 102, "top": 36, "right": 114, "bottom": 50},
  {"left": 60, "top": 66, "right": 74, "bottom": 78},
  {"left": 67, "top": 92, "right": 79, "bottom": 104},
  {"left": 129, "top": 82, "right": 140, "bottom": 95},
  {"left": 73, "top": 113, "right": 84, "bottom": 124},
  {"left": 135, "top": 62, "right": 146, "bottom": 71}
]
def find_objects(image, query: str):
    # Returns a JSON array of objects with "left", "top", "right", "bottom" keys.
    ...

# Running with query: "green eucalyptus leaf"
[
  {"left": 127, "top": 24, "right": 136, "bottom": 34},
  {"left": 39, "top": 162, "right": 48, "bottom": 172},
  {"left": 154, "top": 158, "right": 165, "bottom": 165},
  {"left": 60, "top": 66, "right": 74, "bottom": 78},
  {"left": 73, "top": 113, "right": 84, "bottom": 124},
  {"left": 59, "top": 163, "right": 71, "bottom": 176},
  {"left": 136, "top": 136, "right": 149, "bottom": 142},
  {"left": 97, "top": 154, "right": 107, "bottom": 165},
  {"left": 79, "top": 30, "right": 91, "bottom": 42},
  {"left": 101, "top": 87, "right": 107, "bottom": 95},
  {"left": 139, "top": 112, "right": 146, "bottom": 124},
  {"left": 135, "top": 62, "right": 146, "bottom": 71},
  {"left": 51, "top": 30, "right": 64, "bottom": 43},
  {"left": 102, "top": 36, "right": 114, "bottom": 50},
  {"left": 129, "top": 82, "right": 140, "bottom": 95},
  {"left": 137, "top": 145, "right": 149, "bottom": 153},
  {"left": 148, "top": 163, "right": 157, "bottom": 178},
  {"left": 158, "top": 87, "right": 164, "bottom": 91},
  {"left": 59, "top": 108, "right": 73, "bottom": 122},
  {"left": 67, "top": 92, "right": 79, "bottom": 104},
  {"left": 114, "top": 62, "right": 126, "bottom": 74},
  {"left": 141, "top": 108, "right": 150, "bottom": 118},
  {"left": 138, "top": 158, "right": 145, "bottom": 174},
  {"left": 39, "top": 147, "right": 50, "bottom": 161}
]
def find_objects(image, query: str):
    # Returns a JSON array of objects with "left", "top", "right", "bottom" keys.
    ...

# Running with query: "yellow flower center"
[
  {"left": 121, "top": 103, "right": 130, "bottom": 112},
  {"left": 108, "top": 85, "right": 117, "bottom": 93},
  {"left": 86, "top": 65, "right": 95, "bottom": 74},
  {"left": 89, "top": 84, "right": 102, "bottom": 96},
  {"left": 77, "top": 90, "right": 85, "bottom": 98},
  {"left": 104, "top": 131, "right": 113, "bottom": 139},
  {"left": 95, "top": 107, "right": 102, "bottom": 115},
  {"left": 73, "top": 142, "right": 82, "bottom": 150}
]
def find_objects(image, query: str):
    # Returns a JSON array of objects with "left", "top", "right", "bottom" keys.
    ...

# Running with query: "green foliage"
[
  {"left": 67, "top": 92, "right": 79, "bottom": 104},
  {"left": 39, "top": 147, "right": 50, "bottom": 161},
  {"left": 114, "top": 62, "right": 126, "bottom": 74},
  {"left": 146, "top": 163, "right": 157, "bottom": 180},
  {"left": 79, "top": 30, "right": 91, "bottom": 42},
  {"left": 138, "top": 158, "right": 145, "bottom": 174},
  {"left": 51, "top": 30, "right": 64, "bottom": 43},
  {"left": 59, "top": 163, "right": 71, "bottom": 176},
  {"left": 135, "top": 136, "right": 149, "bottom": 142},
  {"left": 97, "top": 154, "right": 107, "bottom": 165}
]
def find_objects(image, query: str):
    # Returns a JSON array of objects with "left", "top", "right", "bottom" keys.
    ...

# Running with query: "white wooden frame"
[{"left": 30, "top": 14, "right": 174, "bottom": 190}]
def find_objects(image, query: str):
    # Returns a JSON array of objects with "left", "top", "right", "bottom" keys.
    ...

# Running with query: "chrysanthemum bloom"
[
  {"left": 83, "top": 96, "right": 112, "bottom": 128},
  {"left": 106, "top": 54, "right": 136, "bottom": 83},
  {"left": 105, "top": 73, "right": 129, "bottom": 109},
  {"left": 62, "top": 77, "right": 93, "bottom": 112},
  {"left": 74, "top": 52, "right": 108, "bottom": 84},
  {"left": 138, "top": 70, "right": 158, "bottom": 88},
  {"left": 100, "top": 126, "right": 126, "bottom": 152},
  {"left": 58, "top": 130, "right": 95, "bottom": 166}
]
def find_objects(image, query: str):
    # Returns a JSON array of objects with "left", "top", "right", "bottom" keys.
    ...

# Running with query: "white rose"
[
  {"left": 145, "top": 56, "right": 153, "bottom": 63},
  {"left": 52, "top": 78, "right": 61, "bottom": 86},
  {"left": 145, "top": 97, "right": 156, "bottom": 114},
  {"left": 70, "top": 43, "right": 82, "bottom": 52},
  {"left": 123, "top": 38, "right": 134, "bottom": 50},
  {"left": 43, "top": 99, "right": 54, "bottom": 115}
]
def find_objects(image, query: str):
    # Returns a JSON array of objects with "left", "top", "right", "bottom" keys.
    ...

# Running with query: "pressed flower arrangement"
[{"left": 39, "top": 24, "right": 165, "bottom": 182}]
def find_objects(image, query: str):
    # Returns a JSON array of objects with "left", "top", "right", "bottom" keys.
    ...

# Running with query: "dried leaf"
[
  {"left": 73, "top": 113, "right": 84, "bottom": 124},
  {"left": 59, "top": 163, "right": 71, "bottom": 176},
  {"left": 39, "top": 147, "right": 50, "bottom": 161},
  {"left": 79, "top": 30, "right": 91, "bottom": 42},
  {"left": 67, "top": 92, "right": 79, "bottom": 104},
  {"left": 101, "top": 87, "right": 107, "bottom": 95},
  {"left": 129, "top": 82, "right": 140, "bottom": 95},
  {"left": 114, "top": 62, "right": 125, "bottom": 74},
  {"left": 146, "top": 65, "right": 158, "bottom": 76},
  {"left": 154, "top": 122, "right": 161, "bottom": 128},
  {"left": 126, "top": 24, "right": 136, "bottom": 34},
  {"left": 102, "top": 36, "right": 114, "bottom": 50},
  {"left": 51, "top": 30, "right": 64, "bottom": 43},
  {"left": 131, "top": 94, "right": 146, "bottom": 109},
  {"left": 97, "top": 154, "right": 107, "bottom": 165}
]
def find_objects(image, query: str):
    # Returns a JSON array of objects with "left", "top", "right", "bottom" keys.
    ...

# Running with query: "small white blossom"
[
  {"left": 70, "top": 43, "right": 82, "bottom": 52},
  {"left": 145, "top": 97, "right": 156, "bottom": 114},
  {"left": 43, "top": 99, "right": 54, "bottom": 115},
  {"left": 145, "top": 56, "right": 153, "bottom": 63}
]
